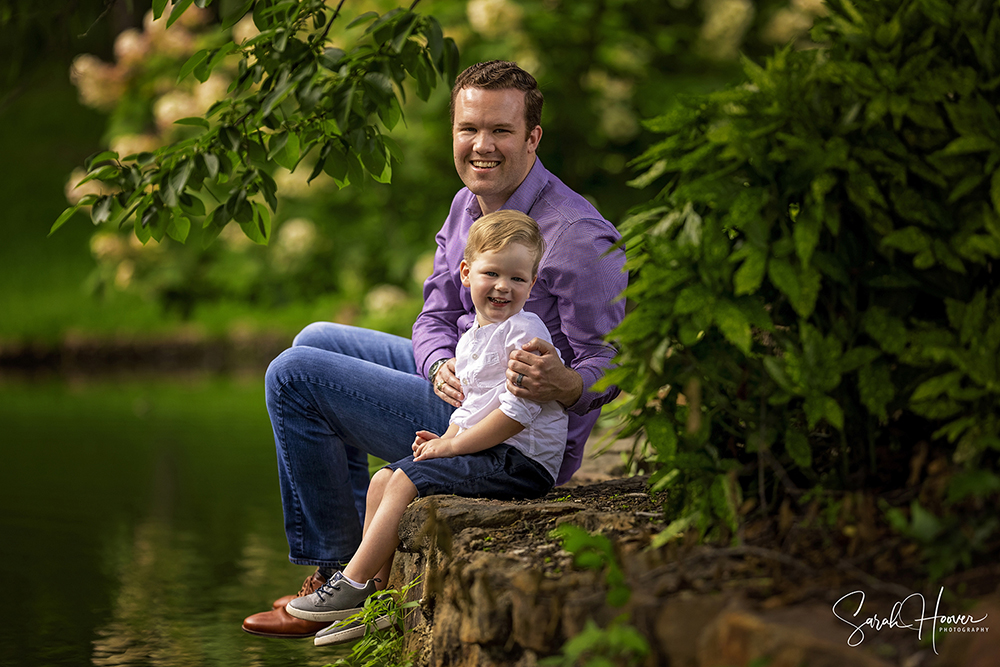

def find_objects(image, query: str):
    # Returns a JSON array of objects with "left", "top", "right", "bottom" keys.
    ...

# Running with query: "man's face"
[{"left": 452, "top": 87, "right": 542, "bottom": 215}]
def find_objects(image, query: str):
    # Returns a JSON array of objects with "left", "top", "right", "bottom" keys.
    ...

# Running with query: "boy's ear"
[{"left": 459, "top": 259, "right": 471, "bottom": 286}]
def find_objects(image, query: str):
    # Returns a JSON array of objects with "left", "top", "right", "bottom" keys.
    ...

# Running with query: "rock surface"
[{"left": 381, "top": 470, "right": 997, "bottom": 667}]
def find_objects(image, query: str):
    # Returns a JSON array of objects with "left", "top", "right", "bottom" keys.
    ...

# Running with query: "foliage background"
[{"left": 1, "top": 0, "right": 810, "bottom": 344}]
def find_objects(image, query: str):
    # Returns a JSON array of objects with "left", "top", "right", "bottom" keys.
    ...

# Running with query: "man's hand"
[
  {"left": 506, "top": 338, "right": 583, "bottom": 408},
  {"left": 412, "top": 430, "right": 457, "bottom": 461},
  {"left": 432, "top": 357, "right": 464, "bottom": 408}
]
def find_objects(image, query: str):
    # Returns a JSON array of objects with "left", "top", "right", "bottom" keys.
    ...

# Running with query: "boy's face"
[{"left": 460, "top": 243, "right": 537, "bottom": 328}]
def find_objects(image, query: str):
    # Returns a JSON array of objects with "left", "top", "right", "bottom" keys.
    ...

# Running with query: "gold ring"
[{"left": 436, "top": 381, "right": 444, "bottom": 391}]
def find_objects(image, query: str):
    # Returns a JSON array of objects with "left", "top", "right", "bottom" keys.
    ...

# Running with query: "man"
[{"left": 242, "top": 60, "right": 627, "bottom": 638}]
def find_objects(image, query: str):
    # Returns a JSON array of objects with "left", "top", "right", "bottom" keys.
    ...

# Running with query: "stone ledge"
[{"left": 384, "top": 477, "right": 959, "bottom": 667}]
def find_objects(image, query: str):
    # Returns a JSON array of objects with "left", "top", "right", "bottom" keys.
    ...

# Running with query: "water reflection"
[{"left": 0, "top": 378, "right": 350, "bottom": 667}]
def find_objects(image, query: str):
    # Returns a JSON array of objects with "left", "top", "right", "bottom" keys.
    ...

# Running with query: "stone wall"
[{"left": 379, "top": 477, "right": 973, "bottom": 667}]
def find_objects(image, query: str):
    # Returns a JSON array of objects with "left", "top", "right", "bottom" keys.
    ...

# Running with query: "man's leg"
[{"left": 265, "top": 322, "right": 453, "bottom": 568}]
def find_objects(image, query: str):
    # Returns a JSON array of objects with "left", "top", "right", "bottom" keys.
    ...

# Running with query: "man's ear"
[
  {"left": 526, "top": 124, "right": 542, "bottom": 153},
  {"left": 459, "top": 259, "right": 471, "bottom": 286}
]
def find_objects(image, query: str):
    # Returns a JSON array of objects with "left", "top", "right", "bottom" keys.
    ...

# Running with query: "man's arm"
[{"left": 412, "top": 197, "right": 468, "bottom": 381}]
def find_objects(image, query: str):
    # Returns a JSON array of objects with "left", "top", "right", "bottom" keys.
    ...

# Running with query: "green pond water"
[{"left": 0, "top": 376, "right": 352, "bottom": 666}]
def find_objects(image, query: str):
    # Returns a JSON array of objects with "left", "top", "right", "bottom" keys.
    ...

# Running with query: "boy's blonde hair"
[{"left": 464, "top": 211, "right": 546, "bottom": 276}]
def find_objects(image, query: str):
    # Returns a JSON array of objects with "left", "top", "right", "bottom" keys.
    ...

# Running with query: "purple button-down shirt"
[{"left": 413, "top": 158, "right": 627, "bottom": 484}]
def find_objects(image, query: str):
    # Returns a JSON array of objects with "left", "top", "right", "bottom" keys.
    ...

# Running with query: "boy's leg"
[
  {"left": 342, "top": 469, "right": 418, "bottom": 586},
  {"left": 265, "top": 324, "right": 452, "bottom": 568},
  {"left": 362, "top": 468, "right": 394, "bottom": 536}
]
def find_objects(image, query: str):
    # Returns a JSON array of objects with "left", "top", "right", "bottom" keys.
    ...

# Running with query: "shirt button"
[{"left": 472, "top": 354, "right": 479, "bottom": 360}]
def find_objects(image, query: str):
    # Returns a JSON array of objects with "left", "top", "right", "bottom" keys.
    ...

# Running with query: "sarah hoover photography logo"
[{"left": 832, "top": 587, "right": 989, "bottom": 654}]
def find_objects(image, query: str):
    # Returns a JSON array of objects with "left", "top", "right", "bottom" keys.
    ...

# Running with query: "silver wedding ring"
[{"left": 515, "top": 373, "right": 525, "bottom": 388}]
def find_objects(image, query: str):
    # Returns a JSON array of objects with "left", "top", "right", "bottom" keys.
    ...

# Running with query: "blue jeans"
[{"left": 264, "top": 323, "right": 454, "bottom": 567}]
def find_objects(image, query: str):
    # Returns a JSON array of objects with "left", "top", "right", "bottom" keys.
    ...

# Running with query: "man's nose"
[{"left": 473, "top": 131, "right": 494, "bottom": 154}]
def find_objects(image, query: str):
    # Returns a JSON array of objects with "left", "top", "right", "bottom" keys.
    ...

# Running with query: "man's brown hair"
[{"left": 450, "top": 60, "right": 544, "bottom": 136}]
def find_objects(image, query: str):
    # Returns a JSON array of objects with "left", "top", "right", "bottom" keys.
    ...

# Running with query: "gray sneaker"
[
  {"left": 285, "top": 573, "right": 379, "bottom": 622},
  {"left": 314, "top": 609, "right": 393, "bottom": 647}
]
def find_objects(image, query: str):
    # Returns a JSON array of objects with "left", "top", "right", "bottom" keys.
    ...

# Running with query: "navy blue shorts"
[{"left": 386, "top": 444, "right": 554, "bottom": 500}]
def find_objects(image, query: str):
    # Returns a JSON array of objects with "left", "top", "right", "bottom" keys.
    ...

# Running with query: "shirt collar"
[{"left": 463, "top": 158, "right": 549, "bottom": 220}]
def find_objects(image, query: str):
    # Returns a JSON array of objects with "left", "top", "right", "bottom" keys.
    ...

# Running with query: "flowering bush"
[{"left": 59, "top": 1, "right": 456, "bottom": 324}]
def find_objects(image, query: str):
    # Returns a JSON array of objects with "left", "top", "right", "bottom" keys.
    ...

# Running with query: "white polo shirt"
[{"left": 450, "top": 309, "right": 569, "bottom": 483}]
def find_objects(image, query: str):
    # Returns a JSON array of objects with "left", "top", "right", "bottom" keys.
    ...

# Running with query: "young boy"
[{"left": 285, "top": 210, "right": 569, "bottom": 645}]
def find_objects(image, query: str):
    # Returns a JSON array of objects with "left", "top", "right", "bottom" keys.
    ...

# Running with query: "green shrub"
[{"left": 607, "top": 0, "right": 1000, "bottom": 577}]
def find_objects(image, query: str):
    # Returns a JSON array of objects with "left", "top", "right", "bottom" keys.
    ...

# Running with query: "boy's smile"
[{"left": 460, "top": 243, "right": 537, "bottom": 328}]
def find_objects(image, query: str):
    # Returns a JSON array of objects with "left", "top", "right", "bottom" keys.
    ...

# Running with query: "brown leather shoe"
[
  {"left": 242, "top": 606, "right": 329, "bottom": 638},
  {"left": 243, "top": 569, "right": 332, "bottom": 638},
  {"left": 270, "top": 570, "right": 328, "bottom": 609}
]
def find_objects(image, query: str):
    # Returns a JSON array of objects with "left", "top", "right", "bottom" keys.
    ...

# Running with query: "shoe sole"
[
  {"left": 314, "top": 615, "right": 393, "bottom": 646},
  {"left": 284, "top": 602, "right": 364, "bottom": 623},
  {"left": 241, "top": 625, "right": 318, "bottom": 639}
]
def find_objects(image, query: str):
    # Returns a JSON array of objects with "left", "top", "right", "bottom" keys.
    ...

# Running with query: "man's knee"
[
  {"left": 292, "top": 321, "right": 345, "bottom": 349},
  {"left": 264, "top": 346, "right": 316, "bottom": 409}
]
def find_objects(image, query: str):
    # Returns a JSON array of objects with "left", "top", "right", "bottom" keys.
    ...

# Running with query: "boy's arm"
[{"left": 413, "top": 410, "right": 524, "bottom": 461}]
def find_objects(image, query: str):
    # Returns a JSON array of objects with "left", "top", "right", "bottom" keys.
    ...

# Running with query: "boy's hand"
[
  {"left": 412, "top": 432, "right": 456, "bottom": 461},
  {"left": 412, "top": 430, "right": 439, "bottom": 452}
]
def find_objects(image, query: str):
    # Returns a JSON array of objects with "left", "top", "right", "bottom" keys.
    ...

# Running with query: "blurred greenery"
[{"left": 1, "top": 0, "right": 807, "bottom": 346}]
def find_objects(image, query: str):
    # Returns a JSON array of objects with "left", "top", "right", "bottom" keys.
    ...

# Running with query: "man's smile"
[{"left": 472, "top": 160, "right": 500, "bottom": 169}]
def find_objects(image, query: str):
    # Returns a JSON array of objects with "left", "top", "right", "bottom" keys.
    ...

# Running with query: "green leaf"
[
  {"left": 882, "top": 226, "right": 931, "bottom": 254},
  {"left": 674, "top": 284, "right": 712, "bottom": 314},
  {"left": 318, "top": 47, "right": 345, "bottom": 71},
  {"left": 839, "top": 346, "right": 880, "bottom": 373},
  {"left": 84, "top": 150, "right": 119, "bottom": 171},
  {"left": 173, "top": 116, "right": 210, "bottom": 130},
  {"left": 768, "top": 257, "right": 799, "bottom": 305},
  {"left": 733, "top": 249, "right": 766, "bottom": 295},
  {"left": 274, "top": 132, "right": 301, "bottom": 171},
  {"left": 152, "top": 0, "right": 168, "bottom": 20},
  {"left": 713, "top": 299, "right": 752, "bottom": 354},
  {"left": 222, "top": 0, "right": 254, "bottom": 30},
  {"left": 936, "top": 135, "right": 997, "bottom": 156},
  {"left": 166, "top": 0, "right": 194, "bottom": 29},
  {"left": 167, "top": 215, "right": 191, "bottom": 243},
  {"left": 946, "top": 469, "right": 1000, "bottom": 504},
  {"left": 91, "top": 195, "right": 113, "bottom": 224},
  {"left": 347, "top": 11, "right": 380, "bottom": 29},
  {"left": 909, "top": 500, "right": 943, "bottom": 543},
  {"left": 911, "top": 371, "right": 964, "bottom": 403},
  {"left": 793, "top": 206, "right": 822, "bottom": 265},
  {"left": 862, "top": 307, "right": 908, "bottom": 355},
  {"left": 858, "top": 362, "right": 894, "bottom": 421},
  {"left": 49, "top": 205, "right": 82, "bottom": 236},
  {"left": 201, "top": 152, "right": 220, "bottom": 180},
  {"left": 784, "top": 427, "right": 812, "bottom": 469},
  {"left": 178, "top": 49, "right": 210, "bottom": 83}
]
